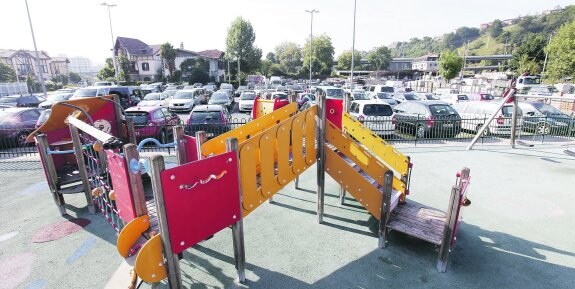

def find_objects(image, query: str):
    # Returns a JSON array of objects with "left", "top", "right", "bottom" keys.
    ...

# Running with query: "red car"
[{"left": 125, "top": 106, "right": 181, "bottom": 143}]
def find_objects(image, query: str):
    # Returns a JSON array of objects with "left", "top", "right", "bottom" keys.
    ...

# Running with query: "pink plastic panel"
[
  {"left": 184, "top": 135, "right": 198, "bottom": 163},
  {"left": 160, "top": 151, "right": 241, "bottom": 254},
  {"left": 451, "top": 176, "right": 471, "bottom": 246},
  {"left": 106, "top": 151, "right": 137, "bottom": 222},
  {"left": 326, "top": 99, "right": 344, "bottom": 129}
]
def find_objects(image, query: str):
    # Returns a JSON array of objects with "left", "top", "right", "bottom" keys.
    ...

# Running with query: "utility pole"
[
  {"left": 348, "top": 0, "right": 357, "bottom": 113},
  {"left": 24, "top": 0, "right": 47, "bottom": 97},
  {"left": 541, "top": 34, "right": 553, "bottom": 80},
  {"left": 101, "top": 2, "right": 118, "bottom": 81},
  {"left": 306, "top": 9, "right": 319, "bottom": 85}
]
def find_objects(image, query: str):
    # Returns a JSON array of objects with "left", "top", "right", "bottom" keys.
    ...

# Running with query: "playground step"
[
  {"left": 387, "top": 201, "right": 446, "bottom": 246},
  {"left": 59, "top": 183, "right": 85, "bottom": 195},
  {"left": 57, "top": 165, "right": 82, "bottom": 186}
]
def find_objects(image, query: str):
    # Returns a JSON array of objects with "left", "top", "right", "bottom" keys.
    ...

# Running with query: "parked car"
[
  {"left": 527, "top": 86, "right": 553, "bottom": 97},
  {"left": 203, "top": 84, "right": 217, "bottom": 95},
  {"left": 415, "top": 93, "right": 440, "bottom": 101},
  {"left": 163, "top": 89, "right": 178, "bottom": 98},
  {"left": 394, "top": 101, "right": 462, "bottom": 138},
  {"left": 70, "top": 86, "right": 141, "bottom": 108},
  {"left": 169, "top": 89, "right": 207, "bottom": 112},
  {"left": 0, "top": 107, "right": 43, "bottom": 147},
  {"left": 452, "top": 101, "right": 520, "bottom": 136},
  {"left": 394, "top": 93, "right": 422, "bottom": 104},
  {"left": 518, "top": 101, "right": 575, "bottom": 135},
  {"left": 271, "top": 92, "right": 290, "bottom": 108},
  {"left": 185, "top": 105, "right": 231, "bottom": 138},
  {"left": 0, "top": 95, "right": 45, "bottom": 107},
  {"left": 316, "top": 86, "right": 344, "bottom": 100},
  {"left": 235, "top": 86, "right": 248, "bottom": 98},
  {"left": 467, "top": 93, "right": 495, "bottom": 101},
  {"left": 138, "top": 93, "right": 171, "bottom": 107},
  {"left": 349, "top": 100, "right": 395, "bottom": 136},
  {"left": 366, "top": 85, "right": 395, "bottom": 96},
  {"left": 38, "top": 93, "right": 73, "bottom": 109},
  {"left": 125, "top": 106, "right": 180, "bottom": 143},
  {"left": 297, "top": 93, "right": 316, "bottom": 110},
  {"left": 439, "top": 94, "right": 469, "bottom": 105},
  {"left": 192, "top": 83, "right": 203, "bottom": 88},
  {"left": 348, "top": 91, "right": 371, "bottom": 102},
  {"left": 93, "top": 81, "right": 115, "bottom": 86},
  {"left": 209, "top": 91, "right": 234, "bottom": 109},
  {"left": 36, "top": 109, "right": 51, "bottom": 128},
  {"left": 238, "top": 91, "right": 257, "bottom": 112},
  {"left": 287, "top": 84, "right": 305, "bottom": 96},
  {"left": 371, "top": 92, "right": 398, "bottom": 106}
]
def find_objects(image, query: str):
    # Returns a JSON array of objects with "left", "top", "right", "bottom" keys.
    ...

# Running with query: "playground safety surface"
[{"left": 1, "top": 145, "right": 575, "bottom": 289}]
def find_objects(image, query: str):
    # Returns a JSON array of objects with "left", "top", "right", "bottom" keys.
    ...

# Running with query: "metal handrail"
[{"left": 136, "top": 138, "right": 176, "bottom": 152}]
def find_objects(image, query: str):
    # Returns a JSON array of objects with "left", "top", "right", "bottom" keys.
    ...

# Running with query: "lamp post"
[
  {"left": 101, "top": 2, "right": 118, "bottom": 81},
  {"left": 305, "top": 9, "right": 319, "bottom": 86},
  {"left": 24, "top": 0, "right": 47, "bottom": 97},
  {"left": 348, "top": 0, "right": 357, "bottom": 113},
  {"left": 541, "top": 33, "right": 553, "bottom": 80}
]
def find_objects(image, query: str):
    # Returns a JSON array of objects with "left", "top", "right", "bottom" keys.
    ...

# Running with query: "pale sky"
[{"left": 1, "top": 0, "right": 571, "bottom": 65}]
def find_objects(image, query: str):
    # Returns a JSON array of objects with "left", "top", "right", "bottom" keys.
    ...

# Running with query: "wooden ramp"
[{"left": 387, "top": 202, "right": 446, "bottom": 246}]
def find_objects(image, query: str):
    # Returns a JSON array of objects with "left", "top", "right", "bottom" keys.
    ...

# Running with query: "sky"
[{"left": 1, "top": 0, "right": 572, "bottom": 65}]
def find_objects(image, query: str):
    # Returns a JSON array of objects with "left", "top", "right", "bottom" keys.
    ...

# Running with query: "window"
[
  {"left": 20, "top": 110, "right": 40, "bottom": 122},
  {"left": 142, "top": 62, "right": 150, "bottom": 71},
  {"left": 161, "top": 108, "right": 172, "bottom": 116},
  {"left": 153, "top": 109, "right": 165, "bottom": 120}
]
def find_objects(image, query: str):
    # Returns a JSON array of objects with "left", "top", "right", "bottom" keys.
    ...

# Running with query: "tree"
[
  {"left": 26, "top": 75, "right": 35, "bottom": 93},
  {"left": 275, "top": 42, "right": 303, "bottom": 74},
  {"left": 260, "top": 59, "right": 273, "bottom": 77},
  {"left": 546, "top": 20, "right": 575, "bottom": 80},
  {"left": 69, "top": 72, "right": 82, "bottom": 83},
  {"left": 180, "top": 58, "right": 210, "bottom": 84},
  {"left": 438, "top": 50, "right": 463, "bottom": 80},
  {"left": 488, "top": 20, "right": 504, "bottom": 38},
  {"left": 517, "top": 54, "right": 541, "bottom": 75},
  {"left": 266, "top": 52, "right": 277, "bottom": 63},
  {"left": 336, "top": 50, "right": 362, "bottom": 70},
  {"left": 366, "top": 46, "right": 392, "bottom": 70},
  {"left": 160, "top": 42, "right": 176, "bottom": 80},
  {"left": 226, "top": 17, "right": 262, "bottom": 79},
  {"left": 0, "top": 63, "right": 17, "bottom": 82},
  {"left": 301, "top": 34, "right": 335, "bottom": 77},
  {"left": 97, "top": 58, "right": 115, "bottom": 80},
  {"left": 117, "top": 54, "right": 131, "bottom": 82},
  {"left": 509, "top": 34, "right": 547, "bottom": 74}
]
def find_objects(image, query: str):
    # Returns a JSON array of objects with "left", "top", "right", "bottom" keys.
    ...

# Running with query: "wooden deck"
[
  {"left": 388, "top": 201, "right": 446, "bottom": 246},
  {"left": 146, "top": 198, "right": 159, "bottom": 235}
]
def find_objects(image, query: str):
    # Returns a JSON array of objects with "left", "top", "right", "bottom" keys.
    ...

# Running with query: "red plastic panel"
[
  {"left": 106, "top": 151, "right": 137, "bottom": 222},
  {"left": 183, "top": 135, "right": 198, "bottom": 163},
  {"left": 160, "top": 151, "right": 241, "bottom": 254},
  {"left": 326, "top": 99, "right": 344, "bottom": 129}
]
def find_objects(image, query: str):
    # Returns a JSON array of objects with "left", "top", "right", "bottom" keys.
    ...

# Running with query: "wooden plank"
[
  {"left": 387, "top": 220, "right": 443, "bottom": 245},
  {"left": 388, "top": 202, "right": 447, "bottom": 245}
]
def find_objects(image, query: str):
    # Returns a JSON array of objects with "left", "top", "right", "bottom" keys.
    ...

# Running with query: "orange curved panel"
[
  {"left": 117, "top": 215, "right": 150, "bottom": 258},
  {"left": 135, "top": 234, "right": 166, "bottom": 283}
]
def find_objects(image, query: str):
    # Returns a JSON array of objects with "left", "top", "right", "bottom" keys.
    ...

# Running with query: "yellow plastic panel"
[
  {"left": 326, "top": 121, "right": 406, "bottom": 194},
  {"left": 291, "top": 113, "right": 307, "bottom": 175},
  {"left": 305, "top": 106, "right": 317, "bottom": 165},
  {"left": 135, "top": 234, "right": 166, "bottom": 283},
  {"left": 202, "top": 103, "right": 297, "bottom": 157},
  {"left": 342, "top": 113, "right": 409, "bottom": 177},
  {"left": 239, "top": 139, "right": 264, "bottom": 213},
  {"left": 254, "top": 99, "right": 276, "bottom": 119},
  {"left": 259, "top": 132, "right": 281, "bottom": 199},
  {"left": 325, "top": 148, "right": 384, "bottom": 220},
  {"left": 276, "top": 121, "right": 295, "bottom": 187},
  {"left": 117, "top": 215, "right": 150, "bottom": 258}
]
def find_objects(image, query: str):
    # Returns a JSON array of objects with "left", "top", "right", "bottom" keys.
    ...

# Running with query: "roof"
[
  {"left": 115, "top": 37, "right": 154, "bottom": 56},
  {"left": 0, "top": 49, "right": 51, "bottom": 59},
  {"left": 197, "top": 49, "right": 224, "bottom": 59}
]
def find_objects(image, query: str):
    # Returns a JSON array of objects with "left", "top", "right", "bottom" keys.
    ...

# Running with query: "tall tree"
[
  {"left": 546, "top": 19, "right": 575, "bottom": 80},
  {"left": 336, "top": 50, "right": 362, "bottom": 70},
  {"left": 117, "top": 54, "right": 131, "bottom": 82},
  {"left": 266, "top": 52, "right": 278, "bottom": 64},
  {"left": 0, "top": 63, "right": 16, "bottom": 82},
  {"left": 160, "top": 42, "right": 176, "bottom": 80},
  {"left": 97, "top": 58, "right": 115, "bottom": 80},
  {"left": 301, "top": 34, "right": 335, "bottom": 77},
  {"left": 366, "top": 46, "right": 392, "bottom": 70},
  {"left": 275, "top": 42, "right": 303, "bottom": 74},
  {"left": 438, "top": 50, "right": 463, "bottom": 80},
  {"left": 517, "top": 54, "right": 541, "bottom": 75},
  {"left": 226, "top": 17, "right": 262, "bottom": 79},
  {"left": 488, "top": 20, "right": 504, "bottom": 38},
  {"left": 509, "top": 34, "right": 547, "bottom": 74},
  {"left": 69, "top": 72, "right": 82, "bottom": 83}
]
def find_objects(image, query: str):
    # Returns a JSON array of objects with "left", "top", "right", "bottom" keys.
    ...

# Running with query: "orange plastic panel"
[
  {"left": 135, "top": 234, "right": 166, "bottom": 283},
  {"left": 239, "top": 138, "right": 266, "bottom": 213},
  {"left": 117, "top": 215, "right": 150, "bottom": 258},
  {"left": 325, "top": 148, "right": 384, "bottom": 220},
  {"left": 259, "top": 132, "right": 281, "bottom": 199},
  {"left": 254, "top": 99, "right": 276, "bottom": 119},
  {"left": 305, "top": 106, "right": 317, "bottom": 165},
  {"left": 276, "top": 121, "right": 294, "bottom": 187}
]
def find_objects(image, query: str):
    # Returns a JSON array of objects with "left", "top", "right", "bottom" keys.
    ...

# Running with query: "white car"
[
  {"left": 349, "top": 100, "right": 396, "bottom": 136},
  {"left": 370, "top": 92, "right": 398, "bottom": 107},
  {"left": 169, "top": 90, "right": 198, "bottom": 112},
  {"left": 439, "top": 94, "right": 469, "bottom": 105},
  {"left": 394, "top": 93, "right": 422, "bottom": 104},
  {"left": 138, "top": 92, "right": 170, "bottom": 107},
  {"left": 238, "top": 91, "right": 256, "bottom": 113},
  {"left": 452, "top": 101, "right": 521, "bottom": 135}
]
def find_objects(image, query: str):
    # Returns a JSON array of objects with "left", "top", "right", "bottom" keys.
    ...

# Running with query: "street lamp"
[
  {"left": 24, "top": 0, "right": 47, "bottom": 97},
  {"left": 101, "top": 2, "right": 118, "bottom": 81},
  {"left": 348, "top": 0, "right": 357, "bottom": 113},
  {"left": 305, "top": 9, "right": 319, "bottom": 86}
]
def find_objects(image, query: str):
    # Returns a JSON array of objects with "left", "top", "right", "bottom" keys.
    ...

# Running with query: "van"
[{"left": 452, "top": 101, "right": 522, "bottom": 135}]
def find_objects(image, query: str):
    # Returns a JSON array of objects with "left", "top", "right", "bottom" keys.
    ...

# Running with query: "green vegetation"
[
  {"left": 438, "top": 50, "right": 463, "bottom": 80},
  {"left": 301, "top": 34, "right": 335, "bottom": 78},
  {"left": 546, "top": 19, "right": 575, "bottom": 81},
  {"left": 0, "top": 62, "right": 17, "bottom": 82},
  {"left": 97, "top": 58, "right": 115, "bottom": 81},
  {"left": 225, "top": 16, "right": 263, "bottom": 81},
  {"left": 160, "top": 42, "right": 176, "bottom": 80}
]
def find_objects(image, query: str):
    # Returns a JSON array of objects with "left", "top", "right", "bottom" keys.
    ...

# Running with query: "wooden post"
[
  {"left": 173, "top": 126, "right": 187, "bottom": 165},
  {"left": 195, "top": 131, "right": 207, "bottom": 161},
  {"left": 36, "top": 134, "right": 66, "bottom": 216},
  {"left": 226, "top": 138, "right": 246, "bottom": 283},
  {"left": 69, "top": 125, "right": 96, "bottom": 214},
  {"left": 123, "top": 144, "right": 147, "bottom": 217},
  {"left": 379, "top": 170, "right": 393, "bottom": 249},
  {"left": 149, "top": 155, "right": 182, "bottom": 288},
  {"left": 125, "top": 117, "right": 137, "bottom": 145},
  {"left": 437, "top": 185, "right": 462, "bottom": 273},
  {"left": 112, "top": 94, "right": 126, "bottom": 141}
]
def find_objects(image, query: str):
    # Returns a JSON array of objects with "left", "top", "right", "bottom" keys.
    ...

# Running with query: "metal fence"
[{"left": 0, "top": 125, "right": 38, "bottom": 158}]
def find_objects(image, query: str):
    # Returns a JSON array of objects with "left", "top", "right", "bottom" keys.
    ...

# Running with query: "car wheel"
[
  {"left": 536, "top": 123, "right": 551, "bottom": 135},
  {"left": 476, "top": 124, "right": 490, "bottom": 136},
  {"left": 158, "top": 129, "right": 168, "bottom": 144},
  {"left": 15, "top": 131, "right": 30, "bottom": 147},
  {"left": 415, "top": 126, "right": 425, "bottom": 139}
]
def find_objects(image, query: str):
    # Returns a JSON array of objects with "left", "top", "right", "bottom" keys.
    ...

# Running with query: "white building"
[
  {"left": 0, "top": 49, "right": 69, "bottom": 82},
  {"left": 68, "top": 56, "right": 100, "bottom": 82},
  {"left": 412, "top": 54, "right": 439, "bottom": 73}
]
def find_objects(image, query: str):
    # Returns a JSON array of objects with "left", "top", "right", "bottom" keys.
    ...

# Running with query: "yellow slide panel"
[
  {"left": 325, "top": 148, "right": 385, "bottom": 220},
  {"left": 342, "top": 113, "right": 409, "bottom": 177},
  {"left": 253, "top": 99, "right": 276, "bottom": 119},
  {"left": 116, "top": 215, "right": 150, "bottom": 258},
  {"left": 135, "top": 234, "right": 167, "bottom": 283},
  {"left": 201, "top": 102, "right": 298, "bottom": 157}
]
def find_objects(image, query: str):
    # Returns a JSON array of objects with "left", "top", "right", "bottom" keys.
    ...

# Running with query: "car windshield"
[
  {"left": 353, "top": 93, "right": 370, "bottom": 100},
  {"left": 326, "top": 89, "right": 344, "bottom": 99},
  {"left": 523, "top": 78, "right": 541, "bottom": 85},
  {"left": 125, "top": 111, "right": 149, "bottom": 125},
  {"left": 425, "top": 94, "right": 440, "bottom": 100},
  {"left": 362, "top": 104, "right": 393, "bottom": 116},
  {"left": 376, "top": 93, "right": 393, "bottom": 99},
  {"left": 292, "top": 85, "right": 303, "bottom": 90},
  {"left": 457, "top": 95, "right": 469, "bottom": 101},
  {"left": 240, "top": 93, "right": 256, "bottom": 100},
  {"left": 211, "top": 94, "right": 228, "bottom": 101},
  {"left": 73, "top": 89, "right": 98, "bottom": 97},
  {"left": 164, "top": 90, "right": 177, "bottom": 97},
  {"left": 191, "top": 111, "right": 222, "bottom": 121},
  {"left": 481, "top": 94, "right": 494, "bottom": 100},
  {"left": 381, "top": 87, "right": 394, "bottom": 93},
  {"left": 174, "top": 91, "right": 193, "bottom": 99},
  {"left": 47, "top": 94, "right": 70, "bottom": 101},
  {"left": 144, "top": 93, "right": 162, "bottom": 100},
  {"left": 501, "top": 106, "right": 515, "bottom": 117},
  {"left": 532, "top": 102, "right": 563, "bottom": 115},
  {"left": 404, "top": 94, "right": 421, "bottom": 100},
  {"left": 238, "top": 86, "right": 247, "bottom": 90},
  {"left": 429, "top": 104, "right": 457, "bottom": 116}
]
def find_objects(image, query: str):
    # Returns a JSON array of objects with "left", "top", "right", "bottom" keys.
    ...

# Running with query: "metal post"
[
  {"left": 467, "top": 88, "right": 515, "bottom": 150},
  {"left": 379, "top": 170, "right": 393, "bottom": 248},
  {"left": 349, "top": 0, "right": 357, "bottom": 112},
  {"left": 173, "top": 126, "right": 187, "bottom": 165},
  {"left": 306, "top": 9, "right": 319, "bottom": 85},
  {"left": 101, "top": 3, "right": 119, "bottom": 80},
  {"left": 541, "top": 34, "right": 553, "bottom": 80},
  {"left": 195, "top": 131, "right": 207, "bottom": 161},
  {"left": 316, "top": 92, "right": 326, "bottom": 224},
  {"left": 123, "top": 144, "right": 147, "bottom": 217},
  {"left": 294, "top": 176, "right": 299, "bottom": 190},
  {"left": 36, "top": 134, "right": 66, "bottom": 216},
  {"left": 149, "top": 155, "right": 182, "bottom": 289},
  {"left": 226, "top": 138, "right": 246, "bottom": 283},
  {"left": 510, "top": 89, "right": 519, "bottom": 148},
  {"left": 24, "top": 0, "right": 47, "bottom": 97},
  {"left": 69, "top": 125, "right": 96, "bottom": 214}
]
